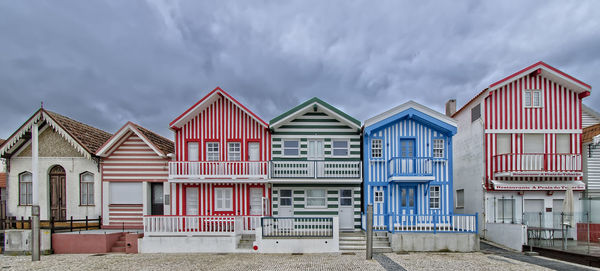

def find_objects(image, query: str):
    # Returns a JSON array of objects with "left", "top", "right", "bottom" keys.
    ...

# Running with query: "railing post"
[
  {"left": 85, "top": 216, "right": 89, "bottom": 231},
  {"left": 475, "top": 213, "right": 479, "bottom": 234},
  {"left": 70, "top": 216, "right": 73, "bottom": 232},
  {"left": 433, "top": 214, "right": 437, "bottom": 234}
]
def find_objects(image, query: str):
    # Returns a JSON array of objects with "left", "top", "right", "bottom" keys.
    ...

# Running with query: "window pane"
[
  {"left": 340, "top": 198, "right": 352, "bottom": 206},
  {"left": 187, "top": 142, "right": 199, "bottom": 161},
  {"left": 556, "top": 134, "right": 570, "bottom": 153},
  {"left": 307, "top": 198, "right": 326, "bottom": 206},
  {"left": 280, "top": 190, "right": 292, "bottom": 197},
  {"left": 401, "top": 189, "right": 406, "bottom": 207},
  {"left": 333, "top": 148, "right": 348, "bottom": 156},
  {"left": 333, "top": 141, "right": 347, "bottom": 148},
  {"left": 497, "top": 134, "right": 511, "bottom": 154},
  {"left": 228, "top": 142, "right": 241, "bottom": 161},
  {"left": 284, "top": 148, "right": 299, "bottom": 156},
  {"left": 88, "top": 183, "right": 94, "bottom": 204},
  {"left": 308, "top": 189, "right": 325, "bottom": 197},
  {"left": 280, "top": 198, "right": 292, "bottom": 206},
  {"left": 284, "top": 141, "right": 298, "bottom": 148},
  {"left": 409, "top": 189, "right": 414, "bottom": 207},
  {"left": 524, "top": 91, "right": 531, "bottom": 107},
  {"left": 533, "top": 91, "right": 541, "bottom": 106},
  {"left": 341, "top": 190, "right": 352, "bottom": 197}
]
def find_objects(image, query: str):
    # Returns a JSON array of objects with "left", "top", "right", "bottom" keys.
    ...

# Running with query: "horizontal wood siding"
[
  {"left": 101, "top": 133, "right": 169, "bottom": 181},
  {"left": 108, "top": 204, "right": 143, "bottom": 228}
]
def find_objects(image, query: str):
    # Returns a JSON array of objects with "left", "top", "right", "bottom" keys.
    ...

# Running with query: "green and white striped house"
[{"left": 269, "top": 97, "right": 362, "bottom": 230}]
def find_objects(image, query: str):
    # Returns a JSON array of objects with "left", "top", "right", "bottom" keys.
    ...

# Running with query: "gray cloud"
[{"left": 1, "top": 0, "right": 599, "bottom": 140}]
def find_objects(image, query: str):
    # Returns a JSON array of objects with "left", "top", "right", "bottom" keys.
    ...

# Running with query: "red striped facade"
[
  {"left": 483, "top": 64, "right": 590, "bottom": 190},
  {"left": 170, "top": 87, "right": 272, "bottom": 216},
  {"left": 100, "top": 132, "right": 170, "bottom": 229}
]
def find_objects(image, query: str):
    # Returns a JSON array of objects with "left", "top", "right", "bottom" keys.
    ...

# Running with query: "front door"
[
  {"left": 398, "top": 185, "right": 416, "bottom": 215},
  {"left": 339, "top": 189, "right": 354, "bottom": 230},
  {"left": 151, "top": 183, "right": 164, "bottom": 215},
  {"left": 278, "top": 189, "right": 293, "bottom": 217},
  {"left": 185, "top": 187, "right": 199, "bottom": 215},
  {"left": 249, "top": 187, "right": 263, "bottom": 215},
  {"left": 49, "top": 166, "right": 66, "bottom": 220}
]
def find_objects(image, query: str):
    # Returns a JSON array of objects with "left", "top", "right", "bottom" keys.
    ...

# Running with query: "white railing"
[
  {"left": 169, "top": 161, "right": 268, "bottom": 179},
  {"left": 143, "top": 216, "right": 242, "bottom": 236},
  {"left": 261, "top": 217, "right": 334, "bottom": 238},
  {"left": 391, "top": 214, "right": 478, "bottom": 233},
  {"left": 494, "top": 153, "right": 582, "bottom": 174},
  {"left": 270, "top": 160, "right": 361, "bottom": 179},
  {"left": 388, "top": 157, "right": 436, "bottom": 177},
  {"left": 240, "top": 215, "right": 262, "bottom": 233}
]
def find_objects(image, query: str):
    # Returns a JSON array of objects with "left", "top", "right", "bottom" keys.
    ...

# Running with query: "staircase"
[
  {"left": 238, "top": 234, "right": 255, "bottom": 250},
  {"left": 110, "top": 233, "right": 126, "bottom": 253},
  {"left": 339, "top": 231, "right": 392, "bottom": 253}
]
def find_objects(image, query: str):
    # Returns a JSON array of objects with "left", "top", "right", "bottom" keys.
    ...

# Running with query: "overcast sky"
[{"left": 1, "top": 1, "right": 599, "bottom": 140}]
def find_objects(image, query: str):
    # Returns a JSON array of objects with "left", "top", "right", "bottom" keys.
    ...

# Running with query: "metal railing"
[
  {"left": 391, "top": 213, "right": 478, "bottom": 233},
  {"left": 143, "top": 216, "right": 242, "bottom": 236},
  {"left": 388, "top": 157, "right": 440, "bottom": 177},
  {"left": 168, "top": 161, "right": 268, "bottom": 179},
  {"left": 270, "top": 160, "right": 361, "bottom": 179},
  {"left": 261, "top": 217, "right": 333, "bottom": 238},
  {"left": 493, "top": 153, "right": 582, "bottom": 174}
]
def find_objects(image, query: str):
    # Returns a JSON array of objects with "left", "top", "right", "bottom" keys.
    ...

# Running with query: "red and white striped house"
[
  {"left": 452, "top": 62, "right": 591, "bottom": 247},
  {"left": 96, "top": 122, "right": 174, "bottom": 229},
  {"left": 148, "top": 87, "right": 271, "bottom": 236}
]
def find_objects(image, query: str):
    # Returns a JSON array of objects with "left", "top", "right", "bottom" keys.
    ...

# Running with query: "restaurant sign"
[{"left": 492, "top": 180, "right": 585, "bottom": 191}]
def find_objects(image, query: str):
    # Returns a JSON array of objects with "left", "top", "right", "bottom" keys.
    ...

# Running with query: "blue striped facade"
[{"left": 363, "top": 105, "right": 457, "bottom": 230}]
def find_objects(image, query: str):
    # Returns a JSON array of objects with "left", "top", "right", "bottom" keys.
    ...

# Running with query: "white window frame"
[
  {"left": 429, "top": 186, "right": 440, "bottom": 209},
  {"left": 214, "top": 187, "right": 233, "bottom": 212},
  {"left": 279, "top": 189, "right": 292, "bottom": 207},
  {"left": 524, "top": 90, "right": 543, "bottom": 108},
  {"left": 227, "top": 142, "right": 241, "bottom": 161},
  {"left": 19, "top": 172, "right": 32, "bottom": 205},
  {"left": 432, "top": 139, "right": 444, "bottom": 158},
  {"left": 332, "top": 140, "right": 349, "bottom": 157},
  {"left": 283, "top": 139, "right": 300, "bottom": 157},
  {"left": 307, "top": 139, "right": 324, "bottom": 160},
  {"left": 371, "top": 138, "right": 383, "bottom": 159},
  {"left": 80, "top": 172, "right": 94, "bottom": 206},
  {"left": 206, "top": 142, "right": 220, "bottom": 161},
  {"left": 374, "top": 191, "right": 384, "bottom": 203},
  {"left": 496, "top": 198, "right": 515, "bottom": 223},
  {"left": 305, "top": 189, "right": 327, "bottom": 208}
]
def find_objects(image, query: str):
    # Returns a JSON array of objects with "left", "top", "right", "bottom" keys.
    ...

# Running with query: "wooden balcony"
[
  {"left": 168, "top": 161, "right": 269, "bottom": 179},
  {"left": 270, "top": 160, "right": 361, "bottom": 179},
  {"left": 493, "top": 153, "right": 582, "bottom": 178},
  {"left": 387, "top": 157, "right": 443, "bottom": 181}
]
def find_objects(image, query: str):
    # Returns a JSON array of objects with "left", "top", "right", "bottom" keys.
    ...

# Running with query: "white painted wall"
[
  {"left": 452, "top": 96, "right": 485, "bottom": 232},
  {"left": 253, "top": 217, "right": 340, "bottom": 253},
  {"left": 7, "top": 157, "right": 101, "bottom": 220},
  {"left": 390, "top": 232, "right": 479, "bottom": 252},
  {"left": 485, "top": 223, "right": 527, "bottom": 251},
  {"left": 139, "top": 235, "right": 241, "bottom": 253}
]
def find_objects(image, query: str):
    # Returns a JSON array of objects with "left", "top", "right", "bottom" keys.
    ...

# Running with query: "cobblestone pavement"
[{"left": 0, "top": 250, "right": 564, "bottom": 271}]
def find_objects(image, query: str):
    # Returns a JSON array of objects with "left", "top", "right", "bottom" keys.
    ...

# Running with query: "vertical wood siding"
[{"left": 175, "top": 182, "right": 269, "bottom": 216}]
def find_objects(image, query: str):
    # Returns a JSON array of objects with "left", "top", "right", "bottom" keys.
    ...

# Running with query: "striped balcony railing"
[
  {"left": 270, "top": 160, "right": 361, "bottom": 179},
  {"left": 261, "top": 217, "right": 334, "bottom": 238},
  {"left": 388, "top": 157, "right": 441, "bottom": 178},
  {"left": 143, "top": 215, "right": 242, "bottom": 236},
  {"left": 168, "top": 161, "right": 269, "bottom": 179},
  {"left": 493, "top": 153, "right": 582, "bottom": 177}
]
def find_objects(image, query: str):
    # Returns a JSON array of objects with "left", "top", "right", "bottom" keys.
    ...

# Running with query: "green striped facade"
[
  {"left": 269, "top": 97, "right": 362, "bottom": 230},
  {"left": 271, "top": 184, "right": 362, "bottom": 229}
]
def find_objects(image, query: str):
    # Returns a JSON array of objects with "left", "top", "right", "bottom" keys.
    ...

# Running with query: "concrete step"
[
  {"left": 373, "top": 247, "right": 393, "bottom": 253},
  {"left": 339, "top": 236, "right": 366, "bottom": 241},
  {"left": 111, "top": 246, "right": 126, "bottom": 253},
  {"left": 339, "top": 245, "right": 365, "bottom": 250}
]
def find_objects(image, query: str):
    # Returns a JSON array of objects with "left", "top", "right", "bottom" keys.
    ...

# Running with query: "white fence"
[
  {"left": 363, "top": 213, "right": 478, "bottom": 233},
  {"left": 270, "top": 161, "right": 361, "bottom": 179},
  {"left": 261, "top": 217, "right": 334, "bottom": 238}
]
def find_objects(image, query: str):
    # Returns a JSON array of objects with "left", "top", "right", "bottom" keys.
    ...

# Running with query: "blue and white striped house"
[{"left": 363, "top": 101, "right": 458, "bottom": 231}]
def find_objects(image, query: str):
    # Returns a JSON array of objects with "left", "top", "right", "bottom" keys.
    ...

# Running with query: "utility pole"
[
  {"left": 31, "top": 122, "right": 40, "bottom": 261},
  {"left": 366, "top": 204, "right": 373, "bottom": 260}
]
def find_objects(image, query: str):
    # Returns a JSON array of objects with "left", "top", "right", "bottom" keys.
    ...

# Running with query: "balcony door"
[
  {"left": 309, "top": 140, "right": 324, "bottom": 176},
  {"left": 399, "top": 139, "right": 415, "bottom": 174}
]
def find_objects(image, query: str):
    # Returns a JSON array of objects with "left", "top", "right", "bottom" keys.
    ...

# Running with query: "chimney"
[{"left": 445, "top": 99, "right": 456, "bottom": 117}]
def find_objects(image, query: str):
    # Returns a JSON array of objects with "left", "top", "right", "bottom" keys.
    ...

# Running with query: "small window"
[
  {"left": 228, "top": 142, "right": 241, "bottom": 161},
  {"left": 496, "top": 198, "right": 515, "bottom": 223},
  {"left": 429, "top": 186, "right": 440, "bottom": 209},
  {"left": 340, "top": 189, "right": 352, "bottom": 206},
  {"left": 374, "top": 191, "right": 384, "bottom": 203},
  {"left": 80, "top": 172, "right": 94, "bottom": 205},
  {"left": 456, "top": 189, "right": 464, "bottom": 209},
  {"left": 214, "top": 187, "right": 233, "bottom": 211},
  {"left": 279, "top": 190, "right": 292, "bottom": 206},
  {"left": 332, "top": 140, "right": 349, "bottom": 156},
  {"left": 283, "top": 140, "right": 299, "bottom": 156},
  {"left": 187, "top": 142, "right": 199, "bottom": 161},
  {"left": 524, "top": 90, "right": 542, "bottom": 108},
  {"left": 371, "top": 139, "right": 383, "bottom": 158},
  {"left": 206, "top": 142, "right": 219, "bottom": 161},
  {"left": 19, "top": 172, "right": 32, "bottom": 205},
  {"left": 433, "top": 139, "right": 444, "bottom": 158},
  {"left": 306, "top": 189, "right": 326, "bottom": 208},
  {"left": 471, "top": 103, "right": 481, "bottom": 122}
]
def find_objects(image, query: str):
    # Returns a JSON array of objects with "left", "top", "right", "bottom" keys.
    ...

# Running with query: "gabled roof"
[
  {"left": 269, "top": 97, "right": 361, "bottom": 129},
  {"left": 0, "top": 108, "right": 112, "bottom": 159},
  {"left": 96, "top": 121, "right": 174, "bottom": 157},
  {"left": 489, "top": 61, "right": 591, "bottom": 95},
  {"left": 364, "top": 101, "right": 457, "bottom": 136},
  {"left": 170, "top": 87, "right": 268, "bottom": 129},
  {"left": 583, "top": 123, "right": 600, "bottom": 144}
]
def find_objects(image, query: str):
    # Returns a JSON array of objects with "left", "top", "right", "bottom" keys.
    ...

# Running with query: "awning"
[{"left": 491, "top": 180, "right": 585, "bottom": 191}]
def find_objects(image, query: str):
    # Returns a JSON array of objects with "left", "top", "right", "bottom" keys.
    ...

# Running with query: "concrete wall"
[
  {"left": 4, "top": 229, "right": 52, "bottom": 255},
  {"left": 485, "top": 223, "right": 527, "bottom": 251},
  {"left": 452, "top": 96, "right": 485, "bottom": 231},
  {"left": 138, "top": 235, "right": 241, "bottom": 253},
  {"left": 390, "top": 233, "right": 479, "bottom": 252},
  {"left": 52, "top": 232, "right": 121, "bottom": 254},
  {"left": 7, "top": 157, "right": 101, "bottom": 220}
]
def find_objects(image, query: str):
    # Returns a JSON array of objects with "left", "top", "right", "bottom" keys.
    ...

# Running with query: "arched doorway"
[{"left": 49, "top": 165, "right": 66, "bottom": 220}]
